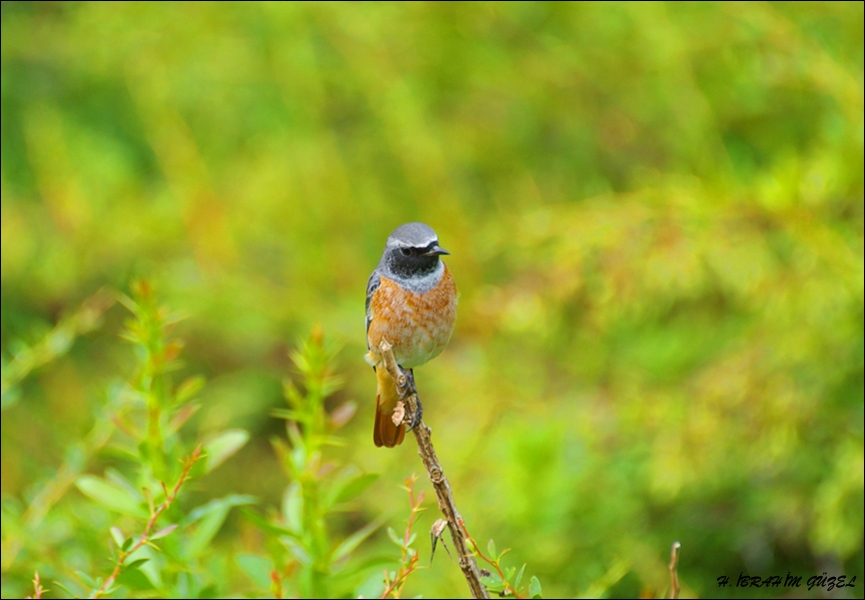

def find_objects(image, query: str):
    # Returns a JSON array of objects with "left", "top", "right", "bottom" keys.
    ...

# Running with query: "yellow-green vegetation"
[{"left": 2, "top": 2, "right": 862, "bottom": 598}]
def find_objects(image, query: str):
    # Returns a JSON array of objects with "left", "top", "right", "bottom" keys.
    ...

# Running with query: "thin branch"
[
  {"left": 668, "top": 541, "right": 681, "bottom": 600},
  {"left": 91, "top": 445, "right": 202, "bottom": 598},
  {"left": 269, "top": 569, "right": 285, "bottom": 599},
  {"left": 26, "top": 571, "right": 46, "bottom": 599},
  {"left": 379, "top": 341, "right": 490, "bottom": 599},
  {"left": 380, "top": 475, "right": 425, "bottom": 599}
]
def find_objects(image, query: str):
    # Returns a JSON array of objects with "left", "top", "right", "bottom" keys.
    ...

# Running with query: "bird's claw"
[
  {"left": 396, "top": 367, "right": 423, "bottom": 431},
  {"left": 407, "top": 397, "right": 423, "bottom": 431},
  {"left": 395, "top": 367, "right": 413, "bottom": 401}
]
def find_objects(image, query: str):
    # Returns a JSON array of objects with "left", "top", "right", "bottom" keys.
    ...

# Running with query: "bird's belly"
[{"left": 367, "top": 271, "right": 457, "bottom": 368}]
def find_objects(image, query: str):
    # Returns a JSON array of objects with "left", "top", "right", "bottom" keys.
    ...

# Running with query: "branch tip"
[{"left": 668, "top": 541, "right": 681, "bottom": 600}]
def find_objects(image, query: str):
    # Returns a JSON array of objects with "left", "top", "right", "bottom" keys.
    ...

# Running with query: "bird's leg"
[
  {"left": 400, "top": 368, "right": 423, "bottom": 431},
  {"left": 395, "top": 365, "right": 422, "bottom": 429},
  {"left": 395, "top": 364, "right": 412, "bottom": 399}
]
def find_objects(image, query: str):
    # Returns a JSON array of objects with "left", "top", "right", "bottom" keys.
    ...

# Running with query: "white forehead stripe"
[{"left": 386, "top": 234, "right": 438, "bottom": 248}]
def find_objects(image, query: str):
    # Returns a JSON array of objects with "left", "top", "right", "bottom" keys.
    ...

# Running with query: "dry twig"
[
  {"left": 668, "top": 541, "right": 681, "bottom": 600},
  {"left": 379, "top": 340, "right": 490, "bottom": 599}
]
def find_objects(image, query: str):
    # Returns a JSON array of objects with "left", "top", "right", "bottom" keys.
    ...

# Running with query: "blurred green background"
[{"left": 2, "top": 2, "right": 863, "bottom": 598}]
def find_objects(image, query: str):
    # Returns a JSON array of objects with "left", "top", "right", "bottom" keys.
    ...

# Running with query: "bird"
[{"left": 365, "top": 222, "right": 458, "bottom": 447}]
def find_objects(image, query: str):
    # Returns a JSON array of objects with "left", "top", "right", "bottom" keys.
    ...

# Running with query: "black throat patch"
[{"left": 387, "top": 243, "right": 441, "bottom": 279}]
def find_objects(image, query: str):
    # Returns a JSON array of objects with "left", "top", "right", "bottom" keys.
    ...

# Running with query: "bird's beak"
[{"left": 422, "top": 244, "right": 450, "bottom": 257}]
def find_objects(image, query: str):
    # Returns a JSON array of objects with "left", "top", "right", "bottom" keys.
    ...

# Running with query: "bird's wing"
[{"left": 365, "top": 269, "right": 381, "bottom": 349}]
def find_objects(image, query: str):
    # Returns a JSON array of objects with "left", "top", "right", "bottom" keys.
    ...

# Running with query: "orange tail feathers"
[{"left": 373, "top": 365, "right": 405, "bottom": 448}]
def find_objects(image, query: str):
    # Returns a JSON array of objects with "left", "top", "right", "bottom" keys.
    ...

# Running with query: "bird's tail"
[{"left": 373, "top": 365, "right": 405, "bottom": 448}]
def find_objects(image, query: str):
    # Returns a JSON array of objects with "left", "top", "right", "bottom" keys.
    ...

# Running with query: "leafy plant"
[
  {"left": 466, "top": 531, "right": 543, "bottom": 599},
  {"left": 240, "top": 327, "right": 385, "bottom": 598},
  {"left": 380, "top": 475, "right": 425, "bottom": 599},
  {"left": 4, "top": 282, "right": 254, "bottom": 598}
]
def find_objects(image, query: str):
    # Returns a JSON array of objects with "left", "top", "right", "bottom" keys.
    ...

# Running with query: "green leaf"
[
  {"left": 104, "top": 468, "right": 142, "bottom": 504},
  {"left": 128, "top": 545, "right": 162, "bottom": 589},
  {"left": 321, "top": 434, "right": 347, "bottom": 448},
  {"left": 271, "top": 407, "right": 302, "bottom": 421},
  {"left": 117, "top": 556, "right": 153, "bottom": 591},
  {"left": 331, "top": 554, "right": 395, "bottom": 580},
  {"left": 188, "top": 503, "right": 230, "bottom": 558},
  {"left": 515, "top": 564, "right": 527, "bottom": 589},
  {"left": 51, "top": 580, "right": 84, "bottom": 598},
  {"left": 332, "top": 517, "right": 386, "bottom": 562},
  {"left": 166, "top": 403, "right": 200, "bottom": 434},
  {"left": 386, "top": 526, "right": 402, "bottom": 546},
  {"left": 529, "top": 575, "right": 543, "bottom": 598},
  {"left": 282, "top": 483, "right": 303, "bottom": 533},
  {"left": 240, "top": 507, "right": 299, "bottom": 539},
  {"left": 184, "top": 495, "right": 257, "bottom": 558},
  {"left": 76, "top": 475, "right": 147, "bottom": 517},
  {"left": 185, "top": 494, "right": 258, "bottom": 523},
  {"left": 487, "top": 538, "right": 497, "bottom": 559},
  {"left": 124, "top": 558, "right": 150, "bottom": 571},
  {"left": 329, "top": 401, "right": 356, "bottom": 429},
  {"left": 204, "top": 429, "right": 249, "bottom": 473},
  {"left": 116, "top": 565, "right": 154, "bottom": 591},
  {"left": 281, "top": 536, "right": 312, "bottom": 566},
  {"left": 289, "top": 438, "right": 307, "bottom": 471},
  {"left": 150, "top": 523, "right": 178, "bottom": 540},
  {"left": 271, "top": 437, "right": 295, "bottom": 478},
  {"left": 110, "top": 526, "right": 126, "bottom": 548},
  {"left": 481, "top": 571, "right": 505, "bottom": 594},
  {"left": 282, "top": 380, "right": 303, "bottom": 410},
  {"left": 175, "top": 375, "right": 206, "bottom": 403},
  {"left": 236, "top": 554, "right": 273, "bottom": 589},
  {"left": 325, "top": 468, "right": 379, "bottom": 507},
  {"left": 320, "top": 373, "right": 345, "bottom": 398},
  {"left": 75, "top": 570, "right": 98, "bottom": 588}
]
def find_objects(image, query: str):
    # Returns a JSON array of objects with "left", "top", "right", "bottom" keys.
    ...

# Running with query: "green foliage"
[
  {"left": 1, "top": 282, "right": 258, "bottom": 597},
  {"left": 1, "top": 287, "right": 393, "bottom": 598},
  {"left": 2, "top": 2, "right": 863, "bottom": 598},
  {"left": 466, "top": 533, "right": 542, "bottom": 599},
  {"left": 1, "top": 289, "right": 114, "bottom": 409},
  {"left": 242, "top": 328, "right": 385, "bottom": 598},
  {"left": 380, "top": 476, "right": 425, "bottom": 598}
]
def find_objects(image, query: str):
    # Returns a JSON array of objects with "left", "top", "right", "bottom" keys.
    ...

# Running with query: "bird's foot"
[
  {"left": 397, "top": 368, "right": 423, "bottom": 431},
  {"left": 407, "top": 396, "right": 423, "bottom": 431},
  {"left": 397, "top": 367, "right": 415, "bottom": 399}
]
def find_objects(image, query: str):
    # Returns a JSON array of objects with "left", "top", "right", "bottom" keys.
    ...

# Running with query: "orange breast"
[{"left": 367, "top": 265, "right": 458, "bottom": 368}]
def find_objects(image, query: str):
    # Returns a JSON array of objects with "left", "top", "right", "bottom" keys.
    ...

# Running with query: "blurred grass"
[{"left": 1, "top": 2, "right": 863, "bottom": 598}]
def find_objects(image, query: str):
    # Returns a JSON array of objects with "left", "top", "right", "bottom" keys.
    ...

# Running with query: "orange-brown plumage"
[{"left": 367, "top": 266, "right": 457, "bottom": 369}]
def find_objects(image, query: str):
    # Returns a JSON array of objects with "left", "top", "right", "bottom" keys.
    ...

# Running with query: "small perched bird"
[{"left": 365, "top": 223, "right": 458, "bottom": 447}]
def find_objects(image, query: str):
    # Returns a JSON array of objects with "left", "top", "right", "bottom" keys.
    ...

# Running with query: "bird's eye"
[{"left": 400, "top": 247, "right": 412, "bottom": 256}]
